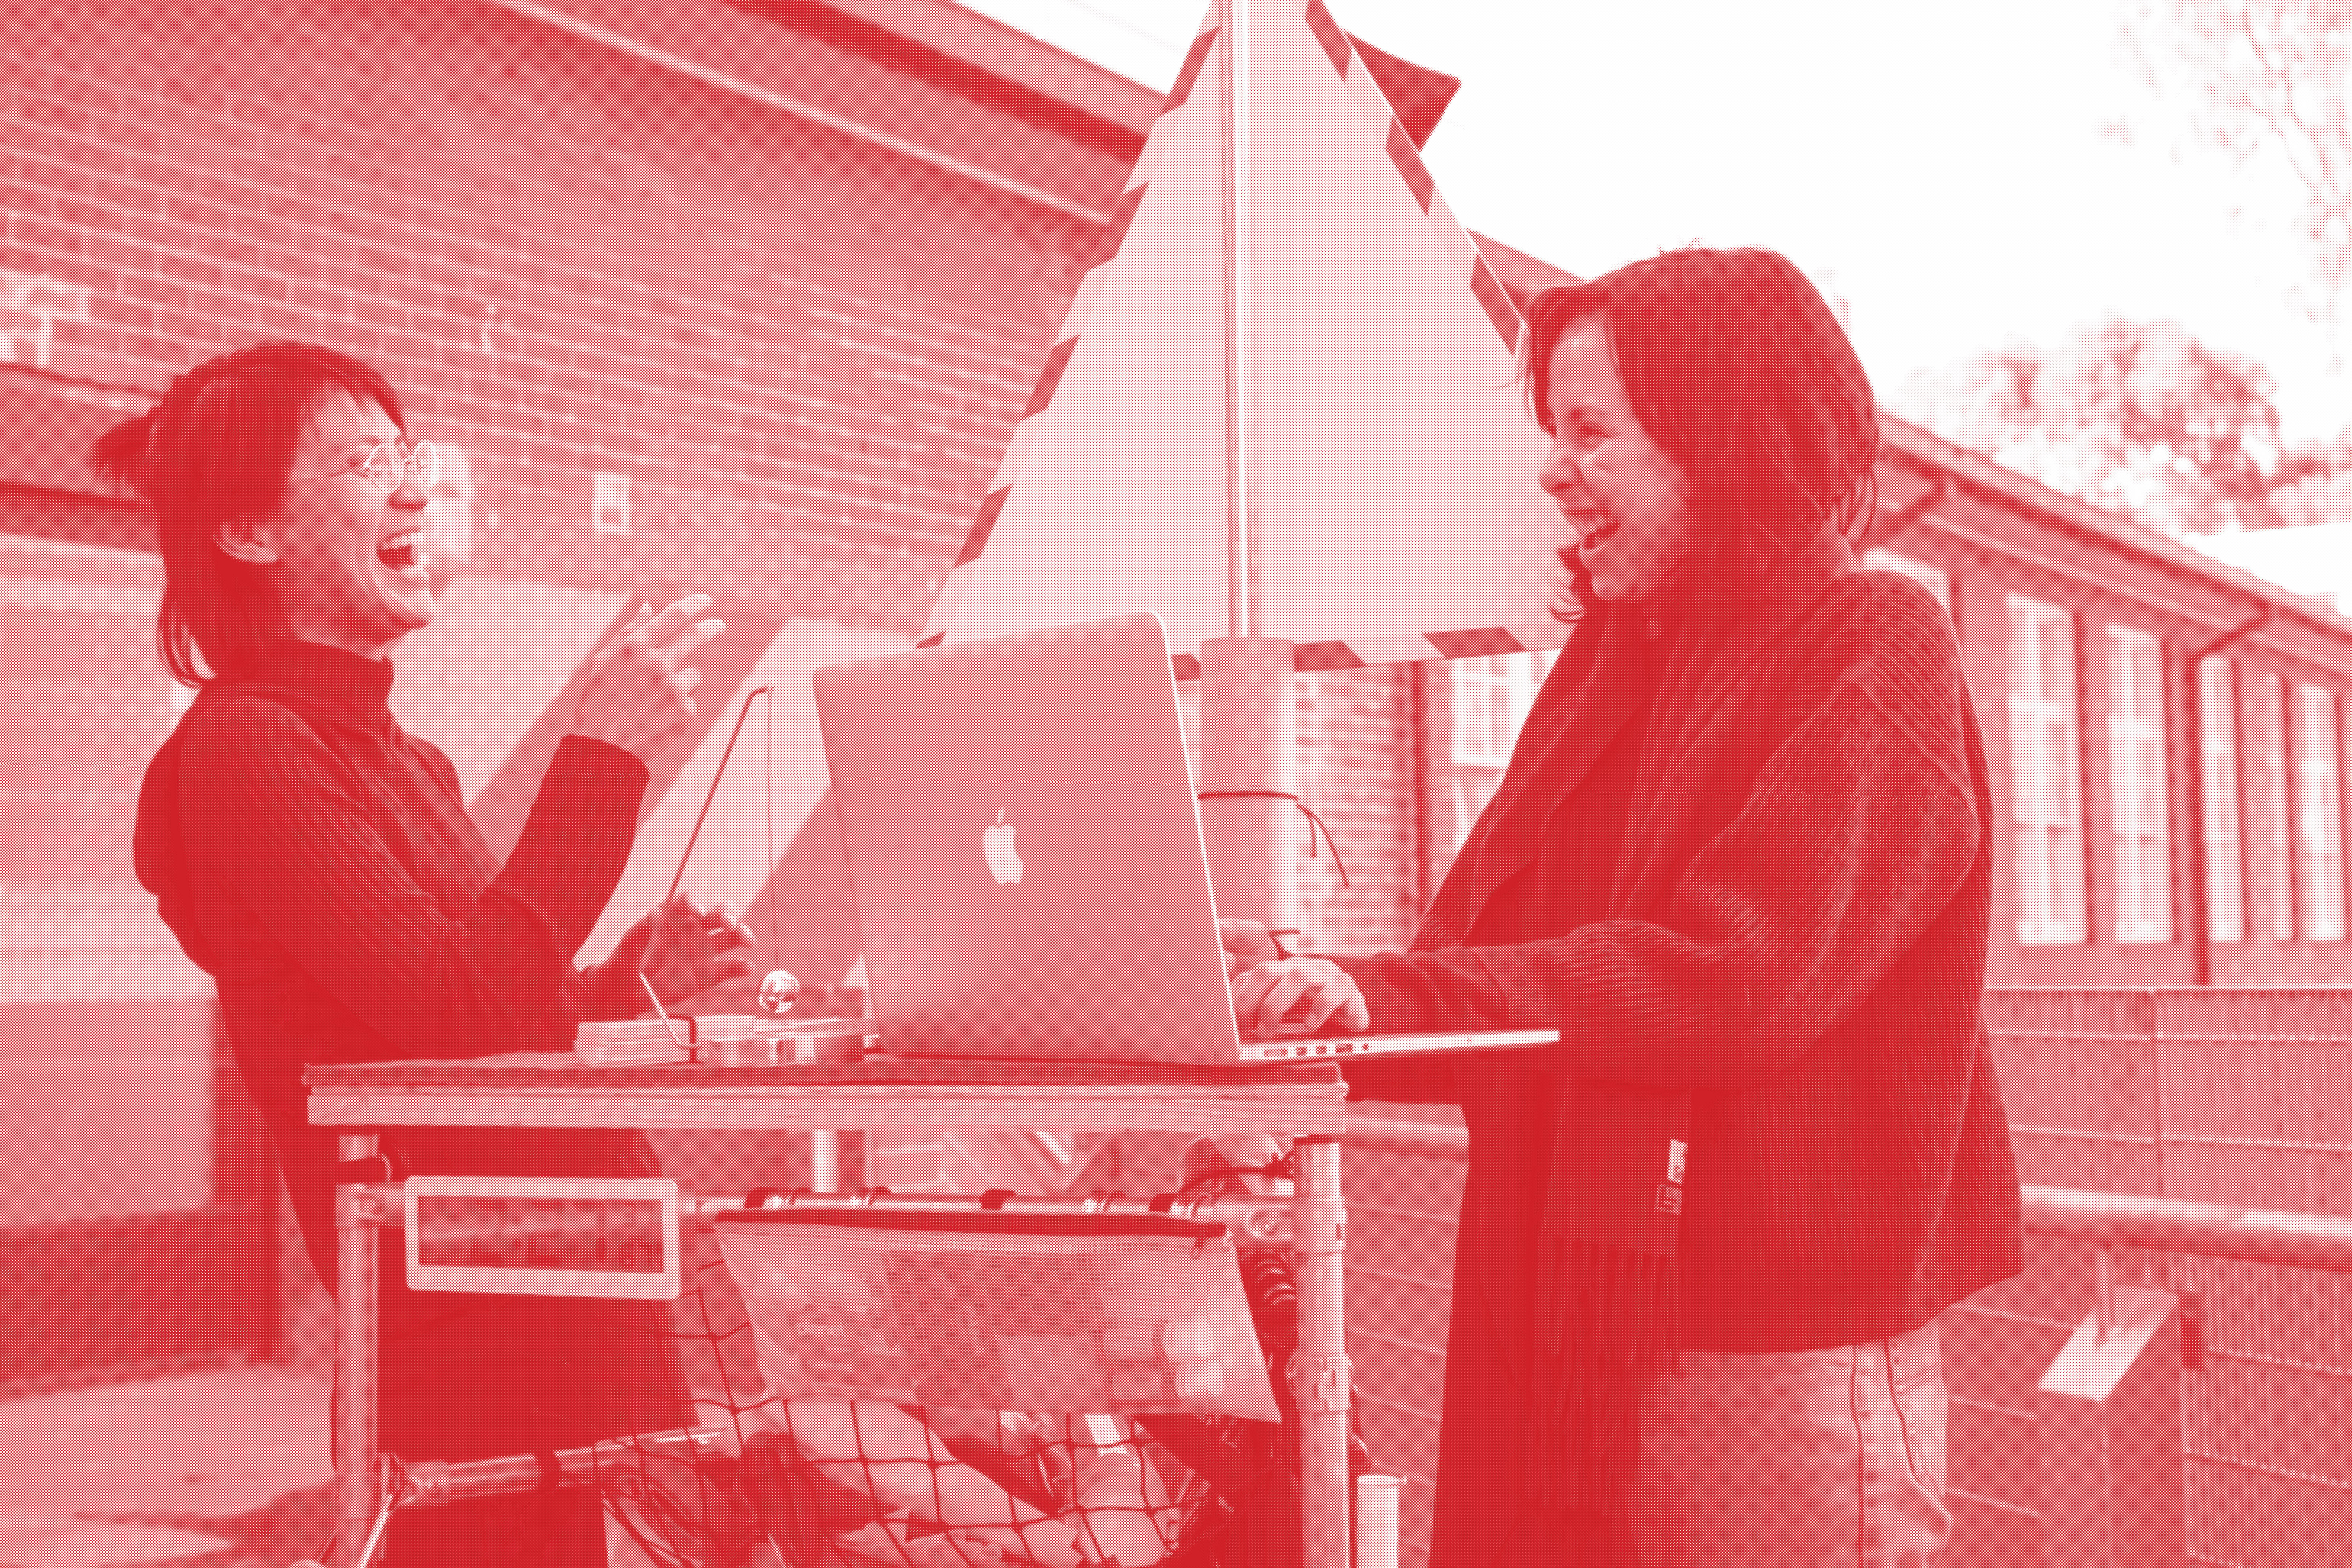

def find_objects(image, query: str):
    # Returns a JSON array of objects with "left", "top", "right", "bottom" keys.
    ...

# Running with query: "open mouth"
[
  {"left": 376, "top": 529, "right": 426, "bottom": 574},
  {"left": 1568, "top": 510, "right": 1620, "bottom": 552}
]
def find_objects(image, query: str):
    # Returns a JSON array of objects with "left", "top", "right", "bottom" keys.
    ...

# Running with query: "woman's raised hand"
[
  {"left": 613, "top": 890, "right": 759, "bottom": 1005},
  {"left": 571, "top": 595, "right": 727, "bottom": 762}
]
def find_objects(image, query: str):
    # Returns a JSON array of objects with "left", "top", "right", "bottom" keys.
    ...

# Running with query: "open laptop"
[{"left": 811, "top": 612, "right": 1557, "bottom": 1067}]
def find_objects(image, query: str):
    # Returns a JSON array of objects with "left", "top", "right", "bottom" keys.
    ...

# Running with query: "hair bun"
[{"left": 87, "top": 406, "right": 161, "bottom": 499}]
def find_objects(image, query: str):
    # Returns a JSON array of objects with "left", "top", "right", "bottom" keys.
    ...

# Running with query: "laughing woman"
[
  {"left": 113, "top": 342, "right": 755, "bottom": 1565},
  {"left": 1223, "top": 249, "right": 2025, "bottom": 1567}
]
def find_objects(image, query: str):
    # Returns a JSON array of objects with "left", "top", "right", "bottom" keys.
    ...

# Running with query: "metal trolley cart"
[{"left": 308, "top": 1053, "right": 1361, "bottom": 1568}]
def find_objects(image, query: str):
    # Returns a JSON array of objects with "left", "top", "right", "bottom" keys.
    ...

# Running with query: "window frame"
[
  {"left": 2008, "top": 593, "right": 2088, "bottom": 946},
  {"left": 1863, "top": 546, "right": 1954, "bottom": 623},
  {"left": 1447, "top": 649, "right": 1559, "bottom": 849},
  {"left": 2105, "top": 625, "right": 2172, "bottom": 944},
  {"left": 2262, "top": 672, "right": 2296, "bottom": 941},
  {"left": 2295, "top": 682, "right": 2345, "bottom": 942},
  {"left": 2198, "top": 655, "right": 2245, "bottom": 943}
]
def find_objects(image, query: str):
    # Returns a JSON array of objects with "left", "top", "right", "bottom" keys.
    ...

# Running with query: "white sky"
[{"left": 958, "top": 0, "right": 2352, "bottom": 449}]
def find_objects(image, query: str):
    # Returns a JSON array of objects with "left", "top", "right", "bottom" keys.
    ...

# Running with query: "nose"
[
  {"left": 1539, "top": 439, "right": 1581, "bottom": 497},
  {"left": 390, "top": 471, "right": 431, "bottom": 510}
]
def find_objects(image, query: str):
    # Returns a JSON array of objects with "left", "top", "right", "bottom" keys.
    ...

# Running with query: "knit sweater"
[
  {"left": 1337, "top": 533, "right": 2025, "bottom": 1353},
  {"left": 133, "top": 640, "right": 700, "bottom": 1561},
  {"left": 132, "top": 639, "right": 656, "bottom": 1313}
]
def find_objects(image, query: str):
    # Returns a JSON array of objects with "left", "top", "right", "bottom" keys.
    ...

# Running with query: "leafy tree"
[
  {"left": 2265, "top": 429, "right": 2352, "bottom": 522},
  {"left": 1896, "top": 318, "right": 2352, "bottom": 532},
  {"left": 1895, "top": 318, "right": 2285, "bottom": 533},
  {"left": 2117, "top": 0, "right": 2352, "bottom": 328}
]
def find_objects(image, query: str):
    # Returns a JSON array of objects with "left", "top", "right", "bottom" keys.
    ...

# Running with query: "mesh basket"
[
  {"left": 715, "top": 1209, "right": 1279, "bottom": 1423},
  {"left": 711, "top": 1207, "right": 1288, "bottom": 1566}
]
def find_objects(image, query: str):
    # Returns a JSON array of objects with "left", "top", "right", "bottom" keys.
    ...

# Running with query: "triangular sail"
[{"left": 921, "top": 0, "right": 1569, "bottom": 673}]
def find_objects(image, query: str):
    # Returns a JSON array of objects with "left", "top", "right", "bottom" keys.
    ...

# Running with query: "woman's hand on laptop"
[
  {"left": 1219, "top": 918, "right": 1285, "bottom": 976},
  {"left": 1223, "top": 920, "right": 1369, "bottom": 1038}
]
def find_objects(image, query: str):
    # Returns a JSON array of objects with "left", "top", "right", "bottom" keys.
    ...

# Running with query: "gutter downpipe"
[{"left": 2185, "top": 604, "right": 2275, "bottom": 985}]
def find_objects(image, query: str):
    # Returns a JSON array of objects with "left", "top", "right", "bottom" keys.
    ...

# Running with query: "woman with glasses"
[{"left": 113, "top": 341, "right": 755, "bottom": 1564}]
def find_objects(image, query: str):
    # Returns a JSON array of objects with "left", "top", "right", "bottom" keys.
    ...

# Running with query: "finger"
[
  {"left": 640, "top": 593, "right": 714, "bottom": 642},
  {"left": 1260, "top": 970, "right": 1319, "bottom": 1025},
  {"left": 1219, "top": 917, "right": 1270, "bottom": 957},
  {"left": 591, "top": 602, "right": 657, "bottom": 666},
  {"left": 1301, "top": 978, "right": 1360, "bottom": 1035},
  {"left": 1232, "top": 963, "right": 1295, "bottom": 1032},
  {"left": 678, "top": 666, "right": 704, "bottom": 696},
  {"left": 659, "top": 615, "right": 728, "bottom": 667},
  {"left": 613, "top": 603, "right": 653, "bottom": 645}
]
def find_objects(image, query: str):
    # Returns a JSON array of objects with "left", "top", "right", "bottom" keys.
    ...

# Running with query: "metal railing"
[
  {"left": 1341, "top": 1112, "right": 2352, "bottom": 1568},
  {"left": 1343, "top": 1115, "right": 2352, "bottom": 1276}
]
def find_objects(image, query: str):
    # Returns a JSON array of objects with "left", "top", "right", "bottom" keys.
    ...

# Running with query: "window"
[
  {"left": 1449, "top": 650, "right": 1557, "bottom": 848},
  {"left": 1863, "top": 546, "right": 1952, "bottom": 619},
  {"left": 2009, "top": 596, "right": 2086, "bottom": 944},
  {"left": 2106, "top": 627, "right": 2171, "bottom": 943},
  {"left": 2199, "top": 657, "right": 2244, "bottom": 943},
  {"left": 2296, "top": 683, "right": 2345, "bottom": 940},
  {"left": 2262, "top": 673, "right": 2295, "bottom": 940}
]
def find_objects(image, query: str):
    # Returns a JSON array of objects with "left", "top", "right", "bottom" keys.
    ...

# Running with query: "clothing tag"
[
  {"left": 1666, "top": 1139, "right": 1687, "bottom": 1184},
  {"left": 1654, "top": 1184, "right": 1683, "bottom": 1215}
]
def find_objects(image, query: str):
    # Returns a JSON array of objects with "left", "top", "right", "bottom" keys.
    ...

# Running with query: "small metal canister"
[
  {"left": 705, "top": 1031, "right": 777, "bottom": 1068},
  {"left": 757, "top": 1017, "right": 876, "bottom": 1063}
]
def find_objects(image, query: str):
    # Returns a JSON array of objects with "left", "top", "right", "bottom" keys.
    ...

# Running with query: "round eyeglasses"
[{"left": 313, "top": 440, "right": 439, "bottom": 495}]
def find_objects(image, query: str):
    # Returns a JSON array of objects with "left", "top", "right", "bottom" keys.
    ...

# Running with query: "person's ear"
[{"left": 212, "top": 516, "right": 278, "bottom": 566}]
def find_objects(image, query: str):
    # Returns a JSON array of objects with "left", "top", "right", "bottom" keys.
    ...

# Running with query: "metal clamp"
[
  {"left": 334, "top": 1182, "right": 403, "bottom": 1229},
  {"left": 1285, "top": 1194, "right": 1346, "bottom": 1254},
  {"left": 1289, "top": 1351, "right": 1355, "bottom": 1412}
]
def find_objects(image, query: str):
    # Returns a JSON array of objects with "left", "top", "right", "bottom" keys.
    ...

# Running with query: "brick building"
[{"left": 5, "top": 0, "right": 2352, "bottom": 1486}]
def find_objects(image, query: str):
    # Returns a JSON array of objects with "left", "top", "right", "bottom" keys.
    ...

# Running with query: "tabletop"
[{"left": 305, "top": 1052, "right": 1351, "bottom": 1135}]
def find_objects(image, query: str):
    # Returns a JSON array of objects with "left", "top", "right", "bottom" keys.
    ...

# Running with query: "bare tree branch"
[{"left": 2122, "top": 0, "right": 2352, "bottom": 324}]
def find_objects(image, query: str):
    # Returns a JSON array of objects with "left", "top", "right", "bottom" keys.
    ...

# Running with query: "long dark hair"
[
  {"left": 1521, "top": 248, "right": 1879, "bottom": 618},
  {"left": 89, "top": 341, "right": 407, "bottom": 686}
]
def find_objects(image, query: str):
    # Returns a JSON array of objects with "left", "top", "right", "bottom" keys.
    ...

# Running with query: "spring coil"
[{"left": 1240, "top": 1248, "right": 1298, "bottom": 1349}]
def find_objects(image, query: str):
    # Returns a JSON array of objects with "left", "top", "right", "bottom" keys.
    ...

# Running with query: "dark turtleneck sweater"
[
  {"left": 135, "top": 639, "right": 655, "bottom": 1295},
  {"left": 134, "top": 639, "right": 688, "bottom": 1562}
]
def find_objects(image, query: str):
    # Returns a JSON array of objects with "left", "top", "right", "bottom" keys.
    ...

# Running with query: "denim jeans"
[{"left": 1626, "top": 1317, "right": 1952, "bottom": 1568}]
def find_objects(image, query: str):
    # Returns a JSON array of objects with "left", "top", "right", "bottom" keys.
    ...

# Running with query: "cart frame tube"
[
  {"left": 333, "top": 1133, "right": 380, "bottom": 1568},
  {"left": 1291, "top": 1134, "right": 1352, "bottom": 1565}
]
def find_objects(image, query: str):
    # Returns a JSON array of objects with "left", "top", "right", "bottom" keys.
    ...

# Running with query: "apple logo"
[{"left": 982, "top": 807, "right": 1024, "bottom": 885}]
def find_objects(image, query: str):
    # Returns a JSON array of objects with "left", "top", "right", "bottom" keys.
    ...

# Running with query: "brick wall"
[
  {"left": 1296, "top": 665, "right": 1421, "bottom": 955},
  {"left": 4, "top": 0, "right": 1092, "bottom": 639}
]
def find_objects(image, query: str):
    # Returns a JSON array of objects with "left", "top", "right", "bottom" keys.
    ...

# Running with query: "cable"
[
  {"left": 765, "top": 678, "right": 781, "bottom": 994},
  {"left": 350, "top": 1452, "right": 409, "bottom": 1568},
  {"left": 1195, "top": 789, "right": 1351, "bottom": 959},
  {"left": 1193, "top": 791, "right": 1352, "bottom": 889},
  {"left": 665, "top": 683, "right": 776, "bottom": 906},
  {"left": 637, "top": 682, "right": 778, "bottom": 1052},
  {"left": 1172, "top": 1151, "right": 1294, "bottom": 1200}
]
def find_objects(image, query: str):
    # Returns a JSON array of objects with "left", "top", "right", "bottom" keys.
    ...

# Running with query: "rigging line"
[
  {"left": 667, "top": 683, "right": 777, "bottom": 905},
  {"left": 639, "top": 682, "right": 776, "bottom": 1033},
  {"left": 766, "top": 683, "right": 780, "bottom": 988}
]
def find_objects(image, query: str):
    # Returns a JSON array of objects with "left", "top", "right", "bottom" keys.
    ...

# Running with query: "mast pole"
[{"left": 1204, "top": 8, "right": 1345, "bottom": 1564}]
